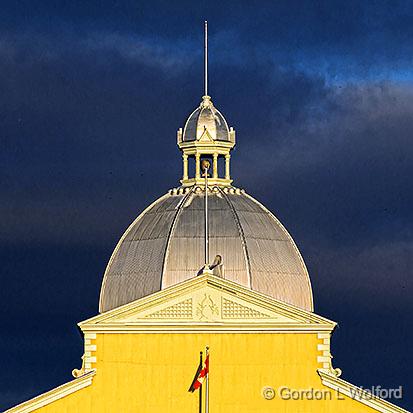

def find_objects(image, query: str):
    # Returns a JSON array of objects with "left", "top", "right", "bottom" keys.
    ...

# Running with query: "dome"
[
  {"left": 99, "top": 186, "right": 313, "bottom": 313},
  {"left": 181, "top": 95, "right": 233, "bottom": 143}
]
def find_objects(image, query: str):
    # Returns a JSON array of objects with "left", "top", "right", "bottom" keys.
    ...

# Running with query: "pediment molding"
[
  {"left": 80, "top": 274, "right": 335, "bottom": 333},
  {"left": 145, "top": 298, "right": 193, "bottom": 319}
]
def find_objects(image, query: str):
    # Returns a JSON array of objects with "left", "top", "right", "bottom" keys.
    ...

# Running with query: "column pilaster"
[
  {"left": 225, "top": 154, "right": 231, "bottom": 180},
  {"left": 182, "top": 153, "right": 188, "bottom": 180},
  {"left": 195, "top": 153, "right": 201, "bottom": 179},
  {"left": 213, "top": 153, "right": 218, "bottom": 179}
]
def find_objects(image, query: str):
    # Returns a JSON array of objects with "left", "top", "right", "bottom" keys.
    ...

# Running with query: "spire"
[
  {"left": 204, "top": 20, "right": 208, "bottom": 97},
  {"left": 176, "top": 22, "right": 236, "bottom": 188}
]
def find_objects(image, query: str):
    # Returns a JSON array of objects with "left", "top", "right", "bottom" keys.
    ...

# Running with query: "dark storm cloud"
[
  {"left": 0, "top": 29, "right": 329, "bottom": 246},
  {"left": 1, "top": 29, "right": 412, "bottom": 297},
  {"left": 1, "top": 2, "right": 412, "bottom": 410},
  {"left": 227, "top": 74, "right": 413, "bottom": 310},
  {"left": 0, "top": 30, "right": 196, "bottom": 245},
  {"left": 309, "top": 241, "right": 412, "bottom": 312},
  {"left": 238, "top": 82, "right": 413, "bottom": 246},
  {"left": 3, "top": 1, "right": 413, "bottom": 80},
  {"left": 226, "top": 70, "right": 413, "bottom": 311}
]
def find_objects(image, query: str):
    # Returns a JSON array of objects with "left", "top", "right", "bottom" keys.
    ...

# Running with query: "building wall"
[{"left": 33, "top": 332, "right": 378, "bottom": 412}]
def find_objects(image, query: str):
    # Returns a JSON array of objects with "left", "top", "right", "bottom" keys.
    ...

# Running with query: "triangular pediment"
[
  {"left": 198, "top": 128, "right": 214, "bottom": 142},
  {"left": 79, "top": 274, "right": 335, "bottom": 333}
]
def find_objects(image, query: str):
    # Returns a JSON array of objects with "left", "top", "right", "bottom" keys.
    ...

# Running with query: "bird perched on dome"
[{"left": 210, "top": 254, "right": 224, "bottom": 278}]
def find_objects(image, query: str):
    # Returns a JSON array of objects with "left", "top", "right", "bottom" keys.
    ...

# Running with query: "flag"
[{"left": 188, "top": 354, "right": 209, "bottom": 392}]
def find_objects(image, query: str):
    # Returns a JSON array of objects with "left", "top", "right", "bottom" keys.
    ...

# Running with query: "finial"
[{"left": 204, "top": 20, "right": 208, "bottom": 97}]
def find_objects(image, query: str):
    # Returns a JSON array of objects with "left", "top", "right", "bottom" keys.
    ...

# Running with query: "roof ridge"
[
  {"left": 218, "top": 187, "right": 252, "bottom": 289},
  {"left": 160, "top": 187, "right": 195, "bottom": 290}
]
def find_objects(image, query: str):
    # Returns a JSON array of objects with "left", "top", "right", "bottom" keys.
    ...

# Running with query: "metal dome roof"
[
  {"left": 99, "top": 186, "right": 313, "bottom": 313},
  {"left": 181, "top": 96, "right": 232, "bottom": 142}
]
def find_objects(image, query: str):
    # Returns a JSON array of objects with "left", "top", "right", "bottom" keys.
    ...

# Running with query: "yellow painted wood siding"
[{"left": 36, "top": 333, "right": 377, "bottom": 412}]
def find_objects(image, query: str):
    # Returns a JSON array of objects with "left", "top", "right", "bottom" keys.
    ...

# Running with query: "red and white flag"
[{"left": 188, "top": 354, "right": 209, "bottom": 392}]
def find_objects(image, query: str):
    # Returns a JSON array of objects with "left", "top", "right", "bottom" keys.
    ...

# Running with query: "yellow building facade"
[
  {"left": 5, "top": 25, "right": 409, "bottom": 413},
  {"left": 6, "top": 275, "right": 408, "bottom": 412}
]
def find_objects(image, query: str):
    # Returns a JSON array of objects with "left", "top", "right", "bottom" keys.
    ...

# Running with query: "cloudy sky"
[{"left": 1, "top": 0, "right": 412, "bottom": 410}]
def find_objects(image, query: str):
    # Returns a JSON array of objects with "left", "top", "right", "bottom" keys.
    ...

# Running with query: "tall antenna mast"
[{"left": 204, "top": 20, "right": 208, "bottom": 96}]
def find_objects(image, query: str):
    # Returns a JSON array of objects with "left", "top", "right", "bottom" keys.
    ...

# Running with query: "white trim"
[
  {"left": 4, "top": 371, "right": 96, "bottom": 413},
  {"left": 81, "top": 274, "right": 335, "bottom": 331},
  {"left": 81, "top": 324, "right": 333, "bottom": 333},
  {"left": 318, "top": 369, "right": 410, "bottom": 413},
  {"left": 85, "top": 344, "right": 96, "bottom": 351}
]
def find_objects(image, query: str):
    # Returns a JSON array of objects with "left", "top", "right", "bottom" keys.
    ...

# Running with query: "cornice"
[
  {"left": 318, "top": 369, "right": 410, "bottom": 413},
  {"left": 80, "top": 274, "right": 336, "bottom": 334},
  {"left": 80, "top": 323, "right": 334, "bottom": 333},
  {"left": 178, "top": 140, "right": 234, "bottom": 150},
  {"left": 4, "top": 371, "right": 96, "bottom": 413}
]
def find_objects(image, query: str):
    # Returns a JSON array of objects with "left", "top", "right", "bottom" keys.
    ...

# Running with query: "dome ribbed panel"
[
  {"left": 182, "top": 104, "right": 230, "bottom": 142},
  {"left": 196, "top": 107, "right": 216, "bottom": 140},
  {"left": 162, "top": 193, "right": 249, "bottom": 289},
  {"left": 214, "top": 110, "right": 230, "bottom": 141},
  {"left": 99, "top": 191, "right": 313, "bottom": 313},
  {"left": 183, "top": 108, "right": 200, "bottom": 141},
  {"left": 99, "top": 195, "right": 184, "bottom": 312},
  {"left": 228, "top": 194, "right": 313, "bottom": 311}
]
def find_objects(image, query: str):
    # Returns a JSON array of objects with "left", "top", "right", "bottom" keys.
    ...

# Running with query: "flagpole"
[
  {"left": 205, "top": 166, "right": 208, "bottom": 266},
  {"left": 205, "top": 346, "right": 209, "bottom": 413},
  {"left": 199, "top": 351, "right": 203, "bottom": 413},
  {"left": 202, "top": 161, "right": 210, "bottom": 266}
]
